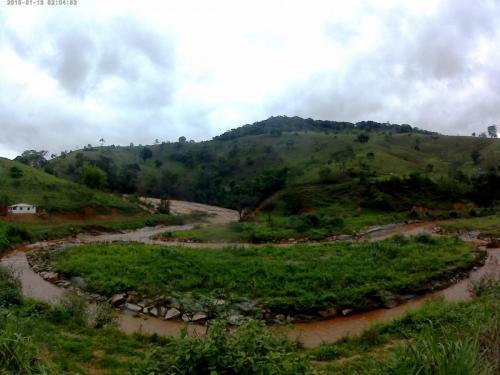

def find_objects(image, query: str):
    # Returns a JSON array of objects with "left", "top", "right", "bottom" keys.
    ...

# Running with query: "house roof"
[{"left": 8, "top": 203, "right": 36, "bottom": 208}]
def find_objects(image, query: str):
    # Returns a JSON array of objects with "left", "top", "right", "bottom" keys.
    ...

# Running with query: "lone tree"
[
  {"left": 99, "top": 138, "right": 105, "bottom": 146},
  {"left": 487, "top": 125, "right": 497, "bottom": 138}
]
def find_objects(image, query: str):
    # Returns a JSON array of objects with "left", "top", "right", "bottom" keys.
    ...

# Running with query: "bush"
[
  {"left": 414, "top": 233, "right": 435, "bottom": 244},
  {"left": 0, "top": 267, "right": 22, "bottom": 307},
  {"left": 311, "top": 344, "right": 348, "bottom": 361},
  {"left": 91, "top": 302, "right": 117, "bottom": 329},
  {"left": 151, "top": 319, "right": 311, "bottom": 374},
  {"left": 49, "top": 293, "right": 88, "bottom": 325}
]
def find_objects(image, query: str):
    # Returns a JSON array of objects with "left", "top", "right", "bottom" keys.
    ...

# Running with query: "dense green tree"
[
  {"left": 81, "top": 163, "right": 107, "bottom": 190},
  {"left": 356, "top": 133, "right": 370, "bottom": 143},
  {"left": 0, "top": 194, "right": 9, "bottom": 216},
  {"left": 9, "top": 167, "right": 23, "bottom": 178},
  {"left": 139, "top": 147, "right": 153, "bottom": 161},
  {"left": 14, "top": 150, "right": 48, "bottom": 168},
  {"left": 471, "top": 149, "right": 482, "bottom": 165}
]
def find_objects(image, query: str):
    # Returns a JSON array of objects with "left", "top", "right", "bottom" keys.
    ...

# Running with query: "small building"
[{"left": 8, "top": 203, "right": 37, "bottom": 214}]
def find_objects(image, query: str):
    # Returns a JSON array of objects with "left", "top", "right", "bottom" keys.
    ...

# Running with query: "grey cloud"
[
  {"left": 50, "top": 32, "right": 96, "bottom": 95},
  {"left": 271, "top": 0, "right": 500, "bottom": 133}
]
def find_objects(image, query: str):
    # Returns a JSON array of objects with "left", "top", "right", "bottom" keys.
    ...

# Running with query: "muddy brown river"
[{"left": 1, "top": 203, "right": 498, "bottom": 348}]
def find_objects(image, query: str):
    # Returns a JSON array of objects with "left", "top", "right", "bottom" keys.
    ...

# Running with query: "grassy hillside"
[
  {"left": 0, "top": 157, "right": 139, "bottom": 214},
  {"left": 43, "top": 116, "right": 500, "bottom": 213}
]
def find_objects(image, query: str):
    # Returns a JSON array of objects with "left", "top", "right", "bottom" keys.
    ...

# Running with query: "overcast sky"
[{"left": 1, "top": 0, "right": 499, "bottom": 159}]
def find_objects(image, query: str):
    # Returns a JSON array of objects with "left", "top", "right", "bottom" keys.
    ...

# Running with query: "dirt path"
[{"left": 1, "top": 204, "right": 499, "bottom": 348}]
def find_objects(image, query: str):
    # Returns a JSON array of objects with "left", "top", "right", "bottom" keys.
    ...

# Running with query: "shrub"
[
  {"left": 49, "top": 293, "right": 88, "bottom": 325},
  {"left": 414, "top": 233, "right": 436, "bottom": 244},
  {"left": 91, "top": 302, "right": 117, "bottom": 329},
  {"left": 0, "top": 267, "right": 22, "bottom": 307},
  {"left": 151, "top": 319, "right": 311, "bottom": 374},
  {"left": 311, "top": 344, "right": 348, "bottom": 361}
]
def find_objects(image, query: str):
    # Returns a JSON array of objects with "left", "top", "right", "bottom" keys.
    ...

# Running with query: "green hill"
[
  {"left": 0, "top": 157, "right": 139, "bottom": 214},
  {"left": 43, "top": 116, "right": 500, "bottom": 213}
]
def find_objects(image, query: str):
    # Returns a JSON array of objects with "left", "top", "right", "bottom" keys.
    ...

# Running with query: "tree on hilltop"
[{"left": 487, "top": 125, "right": 497, "bottom": 138}]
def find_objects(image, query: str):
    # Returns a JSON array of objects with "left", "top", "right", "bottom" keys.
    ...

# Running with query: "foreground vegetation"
[
  {"left": 0, "top": 267, "right": 310, "bottom": 374},
  {"left": 0, "top": 262, "right": 498, "bottom": 374},
  {"left": 312, "top": 277, "right": 499, "bottom": 375},
  {"left": 439, "top": 214, "right": 500, "bottom": 237},
  {"left": 47, "top": 235, "right": 481, "bottom": 315}
]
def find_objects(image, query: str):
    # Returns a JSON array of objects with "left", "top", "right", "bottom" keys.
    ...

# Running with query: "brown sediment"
[{"left": 1, "top": 205, "right": 498, "bottom": 348}]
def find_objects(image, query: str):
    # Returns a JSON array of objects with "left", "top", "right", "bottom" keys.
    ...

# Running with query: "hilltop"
[{"left": 42, "top": 116, "right": 500, "bottom": 214}]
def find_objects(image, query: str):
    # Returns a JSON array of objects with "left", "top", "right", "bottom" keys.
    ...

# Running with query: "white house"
[{"left": 8, "top": 203, "right": 37, "bottom": 214}]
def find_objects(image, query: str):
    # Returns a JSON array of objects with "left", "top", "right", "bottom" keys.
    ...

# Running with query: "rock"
[
  {"left": 237, "top": 301, "right": 256, "bottom": 312},
  {"left": 43, "top": 272, "right": 59, "bottom": 282},
  {"left": 109, "top": 293, "right": 127, "bottom": 306},
  {"left": 158, "top": 306, "right": 167, "bottom": 317},
  {"left": 341, "top": 308, "right": 353, "bottom": 316},
  {"left": 191, "top": 312, "right": 208, "bottom": 322},
  {"left": 181, "top": 313, "right": 191, "bottom": 322},
  {"left": 318, "top": 308, "right": 337, "bottom": 318},
  {"left": 212, "top": 299, "right": 225, "bottom": 306},
  {"left": 149, "top": 307, "right": 159, "bottom": 317},
  {"left": 337, "top": 235, "right": 353, "bottom": 241},
  {"left": 261, "top": 309, "right": 272, "bottom": 320},
  {"left": 56, "top": 280, "right": 71, "bottom": 288},
  {"left": 383, "top": 299, "right": 398, "bottom": 309},
  {"left": 228, "top": 314, "right": 244, "bottom": 325},
  {"left": 70, "top": 276, "right": 87, "bottom": 290},
  {"left": 275, "top": 314, "right": 286, "bottom": 321},
  {"left": 294, "top": 314, "right": 314, "bottom": 322},
  {"left": 399, "top": 294, "right": 417, "bottom": 301},
  {"left": 124, "top": 303, "right": 142, "bottom": 313},
  {"left": 165, "top": 308, "right": 181, "bottom": 320},
  {"left": 126, "top": 291, "right": 139, "bottom": 303}
]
